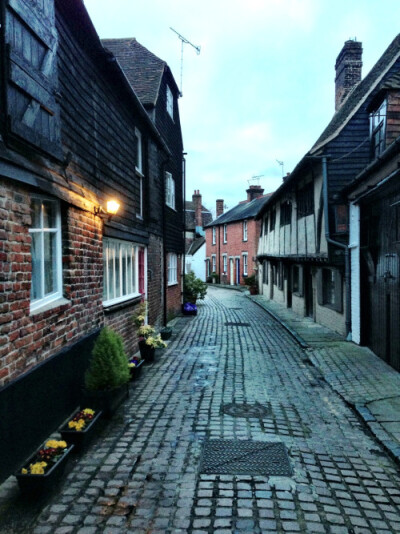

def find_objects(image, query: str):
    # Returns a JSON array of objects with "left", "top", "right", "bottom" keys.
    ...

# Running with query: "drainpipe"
[
  {"left": 322, "top": 156, "right": 352, "bottom": 339},
  {"left": 182, "top": 153, "right": 187, "bottom": 312}
]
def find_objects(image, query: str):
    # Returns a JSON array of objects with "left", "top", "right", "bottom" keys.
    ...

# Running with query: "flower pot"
[
  {"left": 16, "top": 444, "right": 74, "bottom": 495},
  {"left": 129, "top": 359, "right": 144, "bottom": 380},
  {"left": 249, "top": 286, "right": 258, "bottom": 295},
  {"left": 59, "top": 410, "right": 103, "bottom": 452},
  {"left": 139, "top": 340, "right": 156, "bottom": 362},
  {"left": 82, "top": 383, "right": 129, "bottom": 418},
  {"left": 160, "top": 327, "right": 172, "bottom": 340}
]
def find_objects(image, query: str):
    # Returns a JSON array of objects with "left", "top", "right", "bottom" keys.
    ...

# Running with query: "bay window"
[{"left": 103, "top": 238, "right": 140, "bottom": 306}]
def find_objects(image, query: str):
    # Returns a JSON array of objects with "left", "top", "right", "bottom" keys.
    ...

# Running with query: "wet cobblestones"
[{"left": 1, "top": 286, "right": 400, "bottom": 533}]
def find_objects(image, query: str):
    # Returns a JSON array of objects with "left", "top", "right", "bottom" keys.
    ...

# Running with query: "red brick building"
[{"left": 205, "top": 186, "right": 271, "bottom": 285}]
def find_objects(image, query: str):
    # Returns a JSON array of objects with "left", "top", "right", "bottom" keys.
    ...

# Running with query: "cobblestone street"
[{"left": 2, "top": 286, "right": 400, "bottom": 533}]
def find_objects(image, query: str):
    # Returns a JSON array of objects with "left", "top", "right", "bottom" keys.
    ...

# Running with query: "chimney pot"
[
  {"left": 335, "top": 39, "right": 362, "bottom": 111},
  {"left": 246, "top": 185, "right": 264, "bottom": 202}
]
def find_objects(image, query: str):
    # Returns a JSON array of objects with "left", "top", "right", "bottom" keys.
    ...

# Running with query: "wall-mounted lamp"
[{"left": 94, "top": 199, "right": 121, "bottom": 221}]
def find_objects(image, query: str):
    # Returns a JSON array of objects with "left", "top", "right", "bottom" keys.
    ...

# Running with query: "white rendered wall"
[{"left": 349, "top": 203, "right": 361, "bottom": 344}]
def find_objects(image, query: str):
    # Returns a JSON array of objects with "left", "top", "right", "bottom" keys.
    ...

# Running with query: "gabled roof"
[
  {"left": 101, "top": 38, "right": 178, "bottom": 107},
  {"left": 257, "top": 34, "right": 400, "bottom": 219},
  {"left": 185, "top": 201, "right": 213, "bottom": 230},
  {"left": 311, "top": 34, "right": 400, "bottom": 154},
  {"left": 186, "top": 236, "right": 205, "bottom": 256},
  {"left": 206, "top": 195, "right": 271, "bottom": 227}
]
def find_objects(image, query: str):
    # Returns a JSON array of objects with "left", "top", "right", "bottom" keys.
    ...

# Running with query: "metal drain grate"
[
  {"left": 222, "top": 402, "right": 272, "bottom": 418},
  {"left": 200, "top": 440, "right": 292, "bottom": 476},
  {"left": 224, "top": 322, "right": 251, "bottom": 327}
]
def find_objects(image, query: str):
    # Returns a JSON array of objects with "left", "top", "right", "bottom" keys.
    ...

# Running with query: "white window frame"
[
  {"left": 166, "top": 85, "right": 174, "bottom": 118},
  {"left": 223, "top": 224, "right": 227, "bottom": 243},
  {"left": 243, "top": 220, "right": 248, "bottom": 241},
  {"left": 135, "top": 128, "right": 144, "bottom": 219},
  {"left": 165, "top": 172, "right": 176, "bottom": 209},
  {"left": 242, "top": 253, "right": 248, "bottom": 276},
  {"left": 29, "top": 196, "right": 63, "bottom": 312},
  {"left": 167, "top": 253, "right": 178, "bottom": 285},
  {"left": 103, "top": 238, "right": 141, "bottom": 306},
  {"left": 212, "top": 227, "right": 216, "bottom": 245},
  {"left": 223, "top": 254, "right": 227, "bottom": 273},
  {"left": 211, "top": 254, "right": 216, "bottom": 273},
  {"left": 135, "top": 128, "right": 143, "bottom": 175}
]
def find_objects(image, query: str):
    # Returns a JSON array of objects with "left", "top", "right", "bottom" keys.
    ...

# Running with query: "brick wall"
[
  {"left": 167, "top": 256, "right": 182, "bottom": 319},
  {"left": 147, "top": 234, "right": 163, "bottom": 327},
  {"left": 0, "top": 179, "right": 104, "bottom": 387},
  {"left": 206, "top": 218, "right": 261, "bottom": 284}
]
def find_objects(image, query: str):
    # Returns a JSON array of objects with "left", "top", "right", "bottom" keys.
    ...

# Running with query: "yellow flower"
[
  {"left": 30, "top": 462, "right": 47, "bottom": 475},
  {"left": 82, "top": 408, "right": 95, "bottom": 415},
  {"left": 21, "top": 468, "right": 28, "bottom": 475},
  {"left": 68, "top": 419, "right": 85, "bottom": 431},
  {"left": 45, "top": 439, "right": 67, "bottom": 449}
]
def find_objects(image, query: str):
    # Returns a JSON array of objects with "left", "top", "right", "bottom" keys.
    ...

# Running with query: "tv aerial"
[
  {"left": 247, "top": 174, "right": 264, "bottom": 186},
  {"left": 170, "top": 27, "right": 201, "bottom": 96}
]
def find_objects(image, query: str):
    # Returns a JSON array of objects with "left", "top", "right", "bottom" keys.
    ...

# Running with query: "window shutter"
[{"left": 5, "top": 0, "right": 62, "bottom": 158}]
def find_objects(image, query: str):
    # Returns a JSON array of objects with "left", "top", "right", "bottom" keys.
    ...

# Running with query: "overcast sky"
[{"left": 84, "top": 0, "right": 400, "bottom": 215}]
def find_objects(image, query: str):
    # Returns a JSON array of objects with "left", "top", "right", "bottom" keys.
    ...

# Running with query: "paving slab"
[{"left": 1, "top": 287, "right": 400, "bottom": 533}]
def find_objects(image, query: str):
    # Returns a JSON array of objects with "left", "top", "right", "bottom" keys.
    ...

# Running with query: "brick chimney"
[
  {"left": 335, "top": 39, "right": 362, "bottom": 111},
  {"left": 192, "top": 190, "right": 203, "bottom": 232},
  {"left": 216, "top": 199, "right": 224, "bottom": 217},
  {"left": 246, "top": 185, "right": 264, "bottom": 202}
]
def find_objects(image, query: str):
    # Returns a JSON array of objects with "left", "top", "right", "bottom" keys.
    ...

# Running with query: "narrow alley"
[{"left": 1, "top": 286, "right": 400, "bottom": 533}]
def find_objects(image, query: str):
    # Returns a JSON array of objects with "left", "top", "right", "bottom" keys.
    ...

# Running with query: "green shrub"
[
  {"left": 184, "top": 271, "right": 207, "bottom": 300},
  {"left": 85, "top": 327, "right": 130, "bottom": 391}
]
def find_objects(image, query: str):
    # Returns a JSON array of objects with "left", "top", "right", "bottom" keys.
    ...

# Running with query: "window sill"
[
  {"left": 30, "top": 297, "right": 71, "bottom": 316},
  {"left": 167, "top": 281, "right": 178, "bottom": 287},
  {"left": 103, "top": 295, "right": 142, "bottom": 314},
  {"left": 166, "top": 204, "right": 177, "bottom": 212}
]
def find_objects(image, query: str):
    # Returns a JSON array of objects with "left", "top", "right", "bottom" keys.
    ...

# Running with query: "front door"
[
  {"left": 361, "top": 191, "right": 400, "bottom": 371},
  {"left": 235, "top": 258, "right": 240, "bottom": 285},
  {"left": 230, "top": 258, "right": 234, "bottom": 285}
]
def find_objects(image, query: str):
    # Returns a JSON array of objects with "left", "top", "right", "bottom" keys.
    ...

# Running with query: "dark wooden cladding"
[
  {"left": 55, "top": 8, "right": 162, "bottom": 241},
  {"left": 155, "top": 74, "right": 184, "bottom": 254},
  {"left": 5, "top": 0, "right": 62, "bottom": 159},
  {"left": 360, "top": 180, "right": 400, "bottom": 371}
]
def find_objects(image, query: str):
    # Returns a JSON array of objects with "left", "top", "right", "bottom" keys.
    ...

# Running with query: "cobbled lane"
[{"left": 2, "top": 286, "right": 400, "bottom": 533}]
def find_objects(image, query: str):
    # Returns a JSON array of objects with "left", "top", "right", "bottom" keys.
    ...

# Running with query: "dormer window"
[
  {"left": 166, "top": 85, "right": 174, "bottom": 118},
  {"left": 370, "top": 99, "right": 387, "bottom": 159}
]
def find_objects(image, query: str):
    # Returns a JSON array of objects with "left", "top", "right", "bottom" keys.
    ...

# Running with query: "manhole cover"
[
  {"left": 224, "top": 322, "right": 251, "bottom": 327},
  {"left": 200, "top": 440, "right": 292, "bottom": 476},
  {"left": 222, "top": 402, "right": 272, "bottom": 418}
]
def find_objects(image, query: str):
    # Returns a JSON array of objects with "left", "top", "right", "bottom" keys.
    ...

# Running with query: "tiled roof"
[
  {"left": 185, "top": 202, "right": 213, "bottom": 230},
  {"left": 101, "top": 38, "right": 166, "bottom": 107},
  {"left": 206, "top": 195, "right": 271, "bottom": 227},
  {"left": 311, "top": 34, "right": 400, "bottom": 154},
  {"left": 186, "top": 236, "right": 205, "bottom": 256}
]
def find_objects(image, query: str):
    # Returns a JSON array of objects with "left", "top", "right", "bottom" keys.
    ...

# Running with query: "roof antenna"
[
  {"left": 170, "top": 27, "right": 201, "bottom": 96},
  {"left": 276, "top": 160, "right": 284, "bottom": 178},
  {"left": 247, "top": 174, "right": 264, "bottom": 186}
]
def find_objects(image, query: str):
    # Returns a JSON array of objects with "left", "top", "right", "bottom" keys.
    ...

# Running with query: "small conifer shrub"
[{"left": 85, "top": 327, "right": 130, "bottom": 391}]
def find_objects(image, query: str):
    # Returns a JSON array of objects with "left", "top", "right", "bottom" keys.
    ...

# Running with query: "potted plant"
[
  {"left": 243, "top": 273, "right": 258, "bottom": 295},
  {"left": 139, "top": 333, "right": 167, "bottom": 362},
  {"left": 59, "top": 408, "right": 102, "bottom": 452},
  {"left": 83, "top": 327, "right": 130, "bottom": 418},
  {"left": 211, "top": 272, "right": 220, "bottom": 284},
  {"left": 128, "top": 356, "right": 144, "bottom": 380},
  {"left": 160, "top": 326, "right": 172, "bottom": 340},
  {"left": 15, "top": 439, "right": 74, "bottom": 494},
  {"left": 184, "top": 272, "right": 207, "bottom": 304}
]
